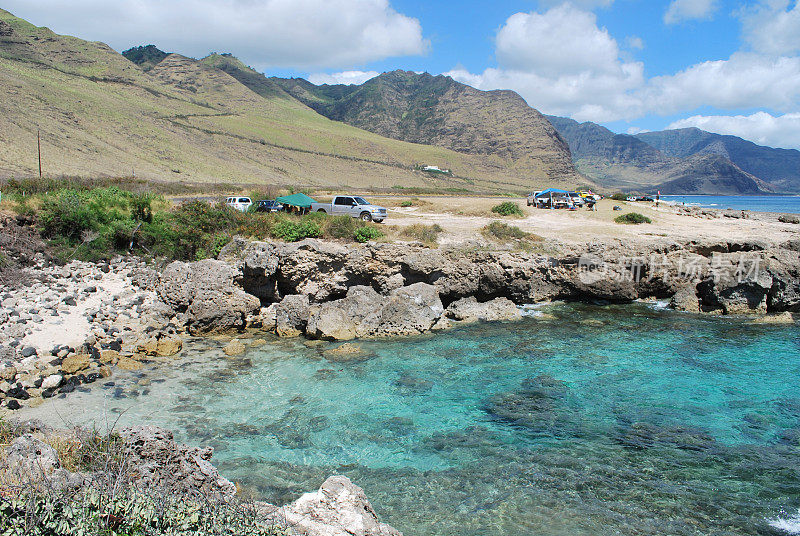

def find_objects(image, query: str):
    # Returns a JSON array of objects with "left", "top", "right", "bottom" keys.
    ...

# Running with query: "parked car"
[
  {"left": 225, "top": 196, "right": 252, "bottom": 212},
  {"left": 253, "top": 199, "right": 284, "bottom": 213},
  {"left": 310, "top": 195, "right": 387, "bottom": 222},
  {"left": 636, "top": 196, "right": 654, "bottom": 202},
  {"left": 568, "top": 192, "right": 585, "bottom": 206}
]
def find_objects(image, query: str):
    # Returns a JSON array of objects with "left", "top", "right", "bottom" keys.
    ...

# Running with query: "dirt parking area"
[{"left": 371, "top": 196, "right": 800, "bottom": 248}]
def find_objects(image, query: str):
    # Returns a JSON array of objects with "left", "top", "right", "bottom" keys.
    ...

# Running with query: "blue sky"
[{"left": 5, "top": 0, "right": 800, "bottom": 148}]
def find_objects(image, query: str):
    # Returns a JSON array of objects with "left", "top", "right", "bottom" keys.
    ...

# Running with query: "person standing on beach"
[{"left": 656, "top": 191, "right": 660, "bottom": 207}]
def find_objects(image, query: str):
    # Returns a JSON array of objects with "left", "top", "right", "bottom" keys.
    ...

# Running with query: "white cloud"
[
  {"left": 668, "top": 112, "right": 800, "bottom": 149},
  {"left": 664, "top": 0, "right": 718, "bottom": 24},
  {"left": 2, "top": 0, "right": 427, "bottom": 69},
  {"left": 740, "top": 0, "right": 800, "bottom": 56},
  {"left": 626, "top": 36, "right": 645, "bottom": 50},
  {"left": 626, "top": 126, "right": 649, "bottom": 135},
  {"left": 307, "top": 70, "right": 379, "bottom": 85},
  {"left": 445, "top": 4, "right": 644, "bottom": 121},
  {"left": 646, "top": 53, "right": 800, "bottom": 114}
]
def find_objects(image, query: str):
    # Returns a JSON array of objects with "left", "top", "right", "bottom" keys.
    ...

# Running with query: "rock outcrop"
[
  {"left": 281, "top": 475, "right": 402, "bottom": 536},
  {"left": 157, "top": 259, "right": 260, "bottom": 334},
  {"left": 445, "top": 296, "right": 523, "bottom": 322}
]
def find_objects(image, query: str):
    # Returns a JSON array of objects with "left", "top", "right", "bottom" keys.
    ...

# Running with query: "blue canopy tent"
[{"left": 535, "top": 188, "right": 570, "bottom": 209}]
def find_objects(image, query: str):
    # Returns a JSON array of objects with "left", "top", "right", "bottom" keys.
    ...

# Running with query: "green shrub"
[
  {"left": 401, "top": 223, "right": 443, "bottom": 244},
  {"left": 323, "top": 215, "right": 359, "bottom": 239},
  {"left": 615, "top": 212, "right": 652, "bottom": 224},
  {"left": 491, "top": 201, "right": 524, "bottom": 217},
  {"left": 130, "top": 192, "right": 154, "bottom": 223},
  {"left": 400, "top": 199, "right": 415, "bottom": 207},
  {"left": 611, "top": 193, "right": 628, "bottom": 201},
  {"left": 0, "top": 489, "right": 287, "bottom": 536},
  {"left": 38, "top": 191, "right": 98, "bottom": 240},
  {"left": 271, "top": 219, "right": 320, "bottom": 242},
  {"left": 353, "top": 226, "right": 385, "bottom": 243},
  {"left": 482, "top": 221, "right": 531, "bottom": 240}
]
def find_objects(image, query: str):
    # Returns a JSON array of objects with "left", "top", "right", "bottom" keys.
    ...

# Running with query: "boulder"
[
  {"left": 445, "top": 296, "right": 522, "bottom": 322},
  {"left": 670, "top": 284, "right": 700, "bottom": 313},
  {"left": 41, "top": 374, "right": 63, "bottom": 390},
  {"left": 120, "top": 426, "right": 236, "bottom": 500},
  {"left": 375, "top": 283, "right": 443, "bottom": 336},
  {"left": 696, "top": 254, "right": 773, "bottom": 313},
  {"left": 223, "top": 339, "right": 247, "bottom": 356},
  {"left": 116, "top": 356, "right": 143, "bottom": 371},
  {"left": 61, "top": 354, "right": 90, "bottom": 374},
  {"left": 157, "top": 260, "right": 260, "bottom": 334},
  {"left": 282, "top": 475, "right": 402, "bottom": 536},
  {"left": 275, "top": 294, "right": 310, "bottom": 337},
  {"left": 5, "top": 434, "right": 60, "bottom": 481},
  {"left": 307, "top": 286, "right": 383, "bottom": 340},
  {"left": 136, "top": 334, "right": 183, "bottom": 357}
]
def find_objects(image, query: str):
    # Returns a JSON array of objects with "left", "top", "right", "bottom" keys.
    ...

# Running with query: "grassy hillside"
[
  {"left": 272, "top": 71, "right": 585, "bottom": 186},
  {"left": 0, "top": 10, "right": 581, "bottom": 193}
]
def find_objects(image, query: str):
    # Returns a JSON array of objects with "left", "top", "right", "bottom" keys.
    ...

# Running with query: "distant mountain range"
[
  {"left": 1, "top": 7, "right": 797, "bottom": 195},
  {"left": 547, "top": 116, "right": 800, "bottom": 194}
]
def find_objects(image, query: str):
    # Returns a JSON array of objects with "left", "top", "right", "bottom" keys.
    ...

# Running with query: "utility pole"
[{"left": 37, "top": 130, "right": 42, "bottom": 178}]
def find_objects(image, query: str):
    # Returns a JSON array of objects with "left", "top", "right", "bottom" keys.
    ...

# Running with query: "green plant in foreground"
[
  {"left": 491, "top": 201, "right": 524, "bottom": 217},
  {"left": 271, "top": 219, "right": 321, "bottom": 242},
  {"left": 354, "top": 226, "right": 385, "bottom": 243},
  {"left": 615, "top": 212, "right": 652, "bottom": 224},
  {"left": 0, "top": 489, "right": 287, "bottom": 536},
  {"left": 482, "top": 221, "right": 533, "bottom": 240}
]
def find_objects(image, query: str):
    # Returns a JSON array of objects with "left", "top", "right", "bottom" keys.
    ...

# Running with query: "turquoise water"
[
  {"left": 26, "top": 303, "right": 800, "bottom": 535},
  {"left": 661, "top": 195, "right": 800, "bottom": 214}
]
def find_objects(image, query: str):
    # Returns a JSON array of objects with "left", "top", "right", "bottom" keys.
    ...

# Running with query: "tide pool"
[{"left": 25, "top": 303, "right": 800, "bottom": 535}]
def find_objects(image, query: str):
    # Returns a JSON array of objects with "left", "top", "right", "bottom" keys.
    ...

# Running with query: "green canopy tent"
[{"left": 276, "top": 193, "right": 316, "bottom": 214}]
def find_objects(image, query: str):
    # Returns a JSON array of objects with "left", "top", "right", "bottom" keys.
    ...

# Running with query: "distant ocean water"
[{"left": 661, "top": 195, "right": 800, "bottom": 214}]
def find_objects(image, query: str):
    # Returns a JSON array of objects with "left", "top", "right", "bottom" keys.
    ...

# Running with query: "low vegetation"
[
  {"left": 491, "top": 201, "right": 524, "bottom": 217},
  {"left": 610, "top": 193, "right": 629, "bottom": 201},
  {"left": 1, "top": 185, "right": 387, "bottom": 262},
  {"left": 482, "top": 221, "right": 531, "bottom": 240},
  {"left": 0, "top": 419, "right": 286, "bottom": 536},
  {"left": 614, "top": 212, "right": 652, "bottom": 224},
  {"left": 401, "top": 223, "right": 443, "bottom": 245}
]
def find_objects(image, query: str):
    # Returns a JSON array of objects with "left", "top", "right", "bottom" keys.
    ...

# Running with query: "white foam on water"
[
  {"left": 768, "top": 510, "right": 800, "bottom": 534},
  {"left": 519, "top": 303, "right": 548, "bottom": 317},
  {"left": 644, "top": 300, "right": 671, "bottom": 311}
]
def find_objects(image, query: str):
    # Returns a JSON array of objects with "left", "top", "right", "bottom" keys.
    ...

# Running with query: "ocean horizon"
[{"left": 661, "top": 195, "right": 800, "bottom": 214}]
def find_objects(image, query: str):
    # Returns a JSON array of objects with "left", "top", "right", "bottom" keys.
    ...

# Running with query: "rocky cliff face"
[
  {"left": 547, "top": 116, "right": 774, "bottom": 194},
  {"left": 198, "top": 237, "right": 800, "bottom": 341},
  {"left": 273, "top": 71, "right": 582, "bottom": 183}
]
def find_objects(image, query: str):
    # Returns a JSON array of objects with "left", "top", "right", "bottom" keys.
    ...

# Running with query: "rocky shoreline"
[{"left": 1, "top": 235, "right": 799, "bottom": 412}]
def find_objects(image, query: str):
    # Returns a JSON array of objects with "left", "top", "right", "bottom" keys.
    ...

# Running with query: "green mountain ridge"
[
  {"left": 0, "top": 10, "right": 580, "bottom": 193},
  {"left": 271, "top": 71, "right": 582, "bottom": 185}
]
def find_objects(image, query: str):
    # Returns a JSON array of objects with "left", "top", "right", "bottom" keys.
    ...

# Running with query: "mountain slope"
[
  {"left": 272, "top": 71, "right": 583, "bottom": 184},
  {"left": 0, "top": 10, "right": 578, "bottom": 192},
  {"left": 547, "top": 116, "right": 774, "bottom": 194},
  {"left": 636, "top": 128, "right": 800, "bottom": 193}
]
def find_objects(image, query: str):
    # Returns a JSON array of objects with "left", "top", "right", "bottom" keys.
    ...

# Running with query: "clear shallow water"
[
  {"left": 661, "top": 195, "right": 800, "bottom": 214},
  {"left": 24, "top": 303, "right": 800, "bottom": 536}
]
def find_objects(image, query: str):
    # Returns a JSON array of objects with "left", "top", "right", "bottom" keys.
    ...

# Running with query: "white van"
[{"left": 225, "top": 196, "right": 252, "bottom": 212}]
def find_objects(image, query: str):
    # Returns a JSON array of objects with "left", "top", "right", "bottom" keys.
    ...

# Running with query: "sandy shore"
[{"left": 372, "top": 197, "right": 800, "bottom": 247}]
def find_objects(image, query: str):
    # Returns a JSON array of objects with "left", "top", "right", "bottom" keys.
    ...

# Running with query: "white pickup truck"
[{"left": 310, "top": 195, "right": 387, "bottom": 223}]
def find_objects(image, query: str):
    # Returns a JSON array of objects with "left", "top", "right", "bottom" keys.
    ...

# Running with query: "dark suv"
[{"left": 253, "top": 200, "right": 284, "bottom": 213}]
